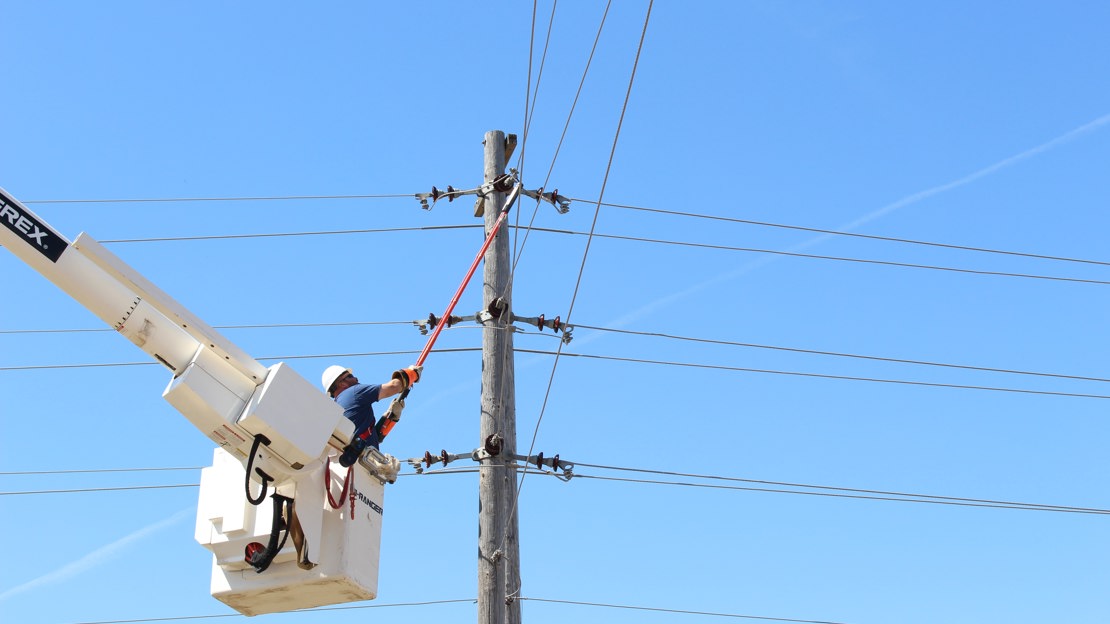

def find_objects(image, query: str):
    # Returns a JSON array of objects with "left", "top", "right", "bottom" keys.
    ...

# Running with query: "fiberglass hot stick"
[{"left": 379, "top": 181, "right": 523, "bottom": 439}]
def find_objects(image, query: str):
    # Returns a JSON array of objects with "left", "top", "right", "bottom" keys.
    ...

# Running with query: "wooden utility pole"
[{"left": 477, "top": 130, "right": 522, "bottom": 624}]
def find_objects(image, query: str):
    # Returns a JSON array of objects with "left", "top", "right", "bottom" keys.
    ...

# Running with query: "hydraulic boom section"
[{"left": 1, "top": 186, "right": 387, "bottom": 615}]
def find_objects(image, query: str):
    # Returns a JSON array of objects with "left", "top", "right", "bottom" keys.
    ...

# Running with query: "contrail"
[
  {"left": 605, "top": 111, "right": 1110, "bottom": 330},
  {"left": 836, "top": 111, "right": 1110, "bottom": 232},
  {"left": 0, "top": 506, "right": 194, "bottom": 602}
]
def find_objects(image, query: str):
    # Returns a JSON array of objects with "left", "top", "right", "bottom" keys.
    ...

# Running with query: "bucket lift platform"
[{"left": 195, "top": 447, "right": 387, "bottom": 616}]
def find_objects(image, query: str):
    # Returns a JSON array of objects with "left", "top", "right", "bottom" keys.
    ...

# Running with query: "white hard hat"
[{"left": 321, "top": 365, "right": 351, "bottom": 395}]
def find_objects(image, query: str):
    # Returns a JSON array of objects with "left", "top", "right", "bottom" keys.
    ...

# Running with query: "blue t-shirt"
[{"left": 335, "top": 383, "right": 383, "bottom": 448}]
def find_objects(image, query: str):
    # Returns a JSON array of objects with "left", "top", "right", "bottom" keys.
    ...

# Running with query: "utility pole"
[{"left": 478, "top": 130, "right": 522, "bottom": 624}]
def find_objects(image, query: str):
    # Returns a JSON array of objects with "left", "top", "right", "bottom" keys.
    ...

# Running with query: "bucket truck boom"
[{"left": 0, "top": 186, "right": 391, "bottom": 616}]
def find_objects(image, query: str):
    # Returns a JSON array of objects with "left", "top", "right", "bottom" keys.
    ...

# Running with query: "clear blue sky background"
[{"left": 2, "top": 2, "right": 1109, "bottom": 623}]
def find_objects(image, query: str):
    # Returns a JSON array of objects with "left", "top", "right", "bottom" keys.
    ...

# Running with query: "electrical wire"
[
  {"left": 64, "top": 599, "right": 477, "bottom": 624},
  {"left": 564, "top": 466, "right": 1110, "bottom": 516},
  {"left": 23, "top": 193, "right": 411, "bottom": 204},
  {"left": 0, "top": 467, "right": 202, "bottom": 475},
  {"left": 0, "top": 348, "right": 480, "bottom": 371},
  {"left": 18, "top": 193, "right": 1110, "bottom": 270},
  {"left": 400, "top": 461, "right": 1107, "bottom": 516},
  {"left": 0, "top": 484, "right": 198, "bottom": 496},
  {"left": 511, "top": 348, "right": 1110, "bottom": 399},
  {"left": 510, "top": 0, "right": 611, "bottom": 278},
  {"left": 518, "top": 597, "right": 854, "bottom": 624},
  {"left": 573, "top": 324, "right": 1110, "bottom": 384},
  {"left": 532, "top": 227, "right": 1110, "bottom": 287},
  {"left": 508, "top": 0, "right": 654, "bottom": 571},
  {"left": 21, "top": 223, "right": 1101, "bottom": 288},
  {"left": 594, "top": 200, "right": 1110, "bottom": 268},
  {"left": 98, "top": 224, "right": 482, "bottom": 244},
  {"left": 7, "top": 319, "right": 1105, "bottom": 387},
  {"left": 0, "top": 320, "right": 412, "bottom": 335},
  {"left": 19, "top": 192, "right": 1110, "bottom": 271},
  {"left": 8, "top": 461, "right": 1104, "bottom": 517},
  {"left": 6, "top": 346, "right": 1107, "bottom": 400},
  {"left": 514, "top": 0, "right": 556, "bottom": 182}
]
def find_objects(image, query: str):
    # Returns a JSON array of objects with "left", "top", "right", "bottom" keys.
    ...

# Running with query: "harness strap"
[{"left": 325, "top": 456, "right": 354, "bottom": 512}]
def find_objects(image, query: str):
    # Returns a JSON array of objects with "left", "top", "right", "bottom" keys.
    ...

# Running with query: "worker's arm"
[{"left": 379, "top": 378, "right": 404, "bottom": 399}]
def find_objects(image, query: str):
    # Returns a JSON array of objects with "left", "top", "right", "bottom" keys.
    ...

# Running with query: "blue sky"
[{"left": 2, "top": 2, "right": 1109, "bottom": 623}]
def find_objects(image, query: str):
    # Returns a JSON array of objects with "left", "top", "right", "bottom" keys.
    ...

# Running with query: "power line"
[
  {"left": 5, "top": 347, "right": 1106, "bottom": 400},
  {"left": 8, "top": 464, "right": 1101, "bottom": 517},
  {"left": 0, "top": 467, "right": 202, "bottom": 475},
  {"left": 574, "top": 324, "right": 1110, "bottom": 384},
  {"left": 65, "top": 599, "right": 476, "bottom": 624},
  {"left": 519, "top": 597, "right": 855, "bottom": 624},
  {"left": 572, "top": 462, "right": 1108, "bottom": 512},
  {"left": 0, "top": 320, "right": 412, "bottom": 335},
  {"left": 8, "top": 460, "right": 1103, "bottom": 516},
  {"left": 19, "top": 193, "right": 1110, "bottom": 269},
  {"left": 7, "top": 319, "right": 1106, "bottom": 387},
  {"left": 99, "top": 224, "right": 482, "bottom": 244},
  {"left": 0, "top": 348, "right": 480, "bottom": 371},
  {"left": 8, "top": 203, "right": 1100, "bottom": 286},
  {"left": 511, "top": 0, "right": 653, "bottom": 557},
  {"left": 512, "top": 348, "right": 1110, "bottom": 400},
  {"left": 23, "top": 193, "right": 411, "bottom": 204},
  {"left": 593, "top": 200, "right": 1110, "bottom": 268},
  {"left": 510, "top": 0, "right": 611, "bottom": 278},
  {"left": 0, "top": 484, "right": 198, "bottom": 496},
  {"left": 542, "top": 228, "right": 1110, "bottom": 287},
  {"left": 565, "top": 466, "right": 1110, "bottom": 516},
  {"left": 404, "top": 461, "right": 1108, "bottom": 516},
  {"left": 62, "top": 222, "right": 1110, "bottom": 286}
]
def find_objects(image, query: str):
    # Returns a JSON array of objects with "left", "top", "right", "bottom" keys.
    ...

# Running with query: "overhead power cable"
[
  {"left": 0, "top": 320, "right": 411, "bottom": 335},
  {"left": 23, "top": 193, "right": 411, "bottom": 204},
  {"left": 593, "top": 200, "right": 1110, "bottom": 268},
  {"left": 519, "top": 596, "right": 854, "bottom": 624},
  {"left": 6, "top": 317, "right": 1101, "bottom": 386},
  {"left": 0, "top": 348, "right": 479, "bottom": 371},
  {"left": 20, "top": 194, "right": 1110, "bottom": 269},
  {"left": 511, "top": 0, "right": 611, "bottom": 277},
  {"left": 574, "top": 324, "right": 1110, "bottom": 384},
  {"left": 538, "top": 228, "right": 1110, "bottom": 287},
  {"left": 98, "top": 224, "right": 482, "bottom": 244},
  {"left": 9, "top": 469, "right": 1103, "bottom": 517},
  {"left": 566, "top": 462, "right": 1110, "bottom": 516},
  {"left": 64, "top": 599, "right": 477, "bottom": 624},
  {"left": 51, "top": 224, "right": 1110, "bottom": 287},
  {"left": 0, "top": 467, "right": 202, "bottom": 475},
  {"left": 512, "top": 349, "right": 1110, "bottom": 400},
  {"left": 0, "top": 484, "right": 198, "bottom": 496},
  {"left": 511, "top": 0, "right": 653, "bottom": 556},
  {"left": 6, "top": 347, "right": 1108, "bottom": 400}
]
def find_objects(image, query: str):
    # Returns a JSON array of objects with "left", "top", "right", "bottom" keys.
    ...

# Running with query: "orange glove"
[{"left": 392, "top": 365, "right": 422, "bottom": 390}]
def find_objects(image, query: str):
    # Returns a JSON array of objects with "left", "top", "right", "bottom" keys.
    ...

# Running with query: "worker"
[{"left": 321, "top": 364, "right": 421, "bottom": 450}]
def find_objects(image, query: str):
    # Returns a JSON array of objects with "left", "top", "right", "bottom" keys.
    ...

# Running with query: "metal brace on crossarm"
[
  {"left": 415, "top": 171, "right": 569, "bottom": 216},
  {"left": 415, "top": 171, "right": 517, "bottom": 212},
  {"left": 406, "top": 436, "right": 573, "bottom": 481},
  {"left": 520, "top": 187, "right": 571, "bottom": 214},
  {"left": 407, "top": 434, "right": 505, "bottom": 473},
  {"left": 411, "top": 304, "right": 573, "bottom": 344},
  {"left": 511, "top": 312, "right": 573, "bottom": 344}
]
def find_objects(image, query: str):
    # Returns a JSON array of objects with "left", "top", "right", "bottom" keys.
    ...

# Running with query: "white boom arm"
[
  {"left": 0, "top": 186, "right": 344, "bottom": 471},
  {"left": 1, "top": 186, "right": 386, "bottom": 615}
]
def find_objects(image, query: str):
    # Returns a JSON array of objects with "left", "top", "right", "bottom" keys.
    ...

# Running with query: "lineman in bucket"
[{"left": 321, "top": 364, "right": 421, "bottom": 454}]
